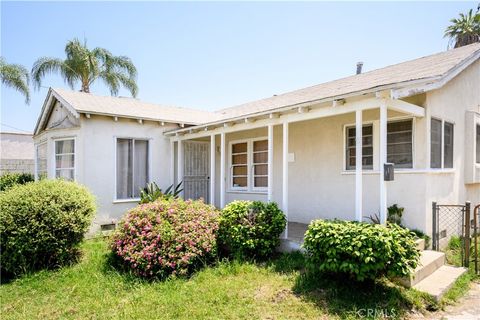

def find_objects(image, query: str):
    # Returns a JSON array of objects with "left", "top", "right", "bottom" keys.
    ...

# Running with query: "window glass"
[
  {"left": 476, "top": 125, "right": 480, "bottom": 164},
  {"left": 231, "top": 142, "right": 247, "bottom": 188},
  {"left": 116, "top": 139, "right": 148, "bottom": 199},
  {"left": 36, "top": 143, "right": 47, "bottom": 179},
  {"left": 253, "top": 140, "right": 268, "bottom": 188},
  {"left": 387, "top": 120, "right": 413, "bottom": 168},
  {"left": 430, "top": 119, "right": 442, "bottom": 168},
  {"left": 346, "top": 125, "right": 373, "bottom": 170},
  {"left": 55, "top": 139, "right": 75, "bottom": 180},
  {"left": 444, "top": 122, "right": 454, "bottom": 168}
]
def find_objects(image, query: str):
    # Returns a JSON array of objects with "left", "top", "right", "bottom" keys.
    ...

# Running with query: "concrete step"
[
  {"left": 413, "top": 265, "right": 468, "bottom": 301},
  {"left": 415, "top": 238, "right": 425, "bottom": 251},
  {"left": 399, "top": 250, "right": 445, "bottom": 287}
]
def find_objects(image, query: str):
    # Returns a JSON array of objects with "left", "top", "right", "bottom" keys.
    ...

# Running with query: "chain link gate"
[{"left": 432, "top": 202, "right": 479, "bottom": 274}]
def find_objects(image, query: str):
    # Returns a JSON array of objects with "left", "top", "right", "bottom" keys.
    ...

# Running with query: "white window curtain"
[
  {"left": 116, "top": 139, "right": 148, "bottom": 199},
  {"left": 430, "top": 119, "right": 442, "bottom": 168},
  {"left": 55, "top": 139, "right": 75, "bottom": 180}
]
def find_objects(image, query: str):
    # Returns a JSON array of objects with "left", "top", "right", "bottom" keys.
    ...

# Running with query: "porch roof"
[{"left": 166, "top": 43, "right": 480, "bottom": 137}]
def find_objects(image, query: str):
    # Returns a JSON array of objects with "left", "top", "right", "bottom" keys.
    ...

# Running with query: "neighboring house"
[
  {"left": 0, "top": 132, "right": 35, "bottom": 174},
  {"left": 33, "top": 43, "right": 480, "bottom": 238}
]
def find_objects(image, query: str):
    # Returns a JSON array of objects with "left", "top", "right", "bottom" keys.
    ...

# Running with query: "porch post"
[
  {"left": 177, "top": 140, "right": 184, "bottom": 198},
  {"left": 355, "top": 110, "right": 363, "bottom": 222},
  {"left": 210, "top": 134, "right": 216, "bottom": 206},
  {"left": 282, "top": 122, "right": 289, "bottom": 239},
  {"left": 379, "top": 100, "right": 387, "bottom": 224},
  {"left": 220, "top": 132, "right": 226, "bottom": 208},
  {"left": 170, "top": 140, "right": 175, "bottom": 186},
  {"left": 267, "top": 124, "right": 274, "bottom": 202}
]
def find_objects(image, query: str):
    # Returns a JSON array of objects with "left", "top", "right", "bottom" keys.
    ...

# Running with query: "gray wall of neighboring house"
[{"left": 0, "top": 132, "right": 35, "bottom": 174}]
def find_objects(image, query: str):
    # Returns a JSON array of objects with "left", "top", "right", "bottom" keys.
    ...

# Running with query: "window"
[
  {"left": 230, "top": 138, "right": 269, "bottom": 191},
  {"left": 431, "top": 119, "right": 454, "bottom": 169},
  {"left": 476, "top": 124, "right": 480, "bottom": 164},
  {"left": 55, "top": 139, "right": 75, "bottom": 180},
  {"left": 36, "top": 142, "right": 47, "bottom": 180},
  {"left": 387, "top": 120, "right": 413, "bottom": 168},
  {"left": 431, "top": 119, "right": 442, "bottom": 168},
  {"left": 346, "top": 125, "right": 373, "bottom": 170},
  {"left": 116, "top": 138, "right": 149, "bottom": 199},
  {"left": 444, "top": 122, "right": 454, "bottom": 168}
]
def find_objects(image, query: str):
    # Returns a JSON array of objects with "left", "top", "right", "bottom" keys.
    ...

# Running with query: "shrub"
[
  {"left": 303, "top": 220, "right": 420, "bottom": 281},
  {"left": 139, "top": 181, "right": 183, "bottom": 204},
  {"left": 0, "top": 172, "right": 34, "bottom": 191},
  {"left": 0, "top": 180, "right": 96, "bottom": 276},
  {"left": 387, "top": 204, "right": 404, "bottom": 225},
  {"left": 111, "top": 198, "right": 220, "bottom": 278},
  {"left": 218, "top": 201, "right": 286, "bottom": 259}
]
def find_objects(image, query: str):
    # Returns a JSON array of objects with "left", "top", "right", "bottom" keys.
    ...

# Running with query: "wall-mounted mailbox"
[{"left": 384, "top": 163, "right": 394, "bottom": 181}]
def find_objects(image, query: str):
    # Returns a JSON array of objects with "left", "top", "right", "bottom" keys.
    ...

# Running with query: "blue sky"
[{"left": 0, "top": 1, "right": 477, "bottom": 133}]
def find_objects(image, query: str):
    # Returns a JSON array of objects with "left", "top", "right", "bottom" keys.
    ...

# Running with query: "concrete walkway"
[{"left": 432, "top": 280, "right": 480, "bottom": 320}]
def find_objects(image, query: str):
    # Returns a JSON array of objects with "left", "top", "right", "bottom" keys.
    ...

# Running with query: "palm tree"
[
  {"left": 444, "top": 9, "right": 480, "bottom": 48},
  {"left": 0, "top": 57, "right": 30, "bottom": 104},
  {"left": 32, "top": 38, "right": 138, "bottom": 97}
]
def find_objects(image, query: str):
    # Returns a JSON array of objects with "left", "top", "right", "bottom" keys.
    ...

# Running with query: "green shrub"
[
  {"left": 303, "top": 220, "right": 420, "bottom": 281},
  {"left": 218, "top": 201, "right": 286, "bottom": 259},
  {"left": 139, "top": 181, "right": 183, "bottom": 204},
  {"left": 387, "top": 204, "right": 404, "bottom": 225},
  {"left": 0, "top": 172, "right": 34, "bottom": 191},
  {"left": 0, "top": 179, "right": 96, "bottom": 276},
  {"left": 111, "top": 198, "right": 220, "bottom": 278}
]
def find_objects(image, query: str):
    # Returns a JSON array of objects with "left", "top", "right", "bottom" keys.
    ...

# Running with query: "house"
[
  {"left": 0, "top": 132, "right": 35, "bottom": 174},
  {"left": 33, "top": 43, "right": 480, "bottom": 238}
]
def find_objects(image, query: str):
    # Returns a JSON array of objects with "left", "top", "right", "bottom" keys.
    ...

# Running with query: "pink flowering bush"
[{"left": 110, "top": 198, "right": 220, "bottom": 278}]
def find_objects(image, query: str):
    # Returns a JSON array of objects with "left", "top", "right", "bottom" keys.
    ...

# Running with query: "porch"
[{"left": 167, "top": 92, "right": 426, "bottom": 236}]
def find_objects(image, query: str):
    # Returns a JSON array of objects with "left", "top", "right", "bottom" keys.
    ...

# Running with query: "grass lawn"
[{"left": 0, "top": 238, "right": 441, "bottom": 320}]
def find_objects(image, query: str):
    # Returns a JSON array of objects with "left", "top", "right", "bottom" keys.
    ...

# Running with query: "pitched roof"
[
  {"left": 215, "top": 43, "right": 480, "bottom": 120},
  {"left": 51, "top": 88, "right": 219, "bottom": 125}
]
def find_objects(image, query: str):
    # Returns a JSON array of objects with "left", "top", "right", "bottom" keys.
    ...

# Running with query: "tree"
[
  {"left": 444, "top": 8, "right": 480, "bottom": 48},
  {"left": 32, "top": 38, "right": 138, "bottom": 97},
  {"left": 0, "top": 57, "right": 30, "bottom": 104}
]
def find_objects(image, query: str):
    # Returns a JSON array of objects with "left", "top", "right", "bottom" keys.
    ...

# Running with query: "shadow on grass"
[{"left": 266, "top": 251, "right": 437, "bottom": 319}]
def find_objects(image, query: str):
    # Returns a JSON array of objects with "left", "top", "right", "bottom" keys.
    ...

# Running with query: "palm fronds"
[
  {"left": 444, "top": 9, "right": 480, "bottom": 48},
  {"left": 31, "top": 38, "right": 138, "bottom": 97},
  {"left": 0, "top": 57, "right": 31, "bottom": 104}
]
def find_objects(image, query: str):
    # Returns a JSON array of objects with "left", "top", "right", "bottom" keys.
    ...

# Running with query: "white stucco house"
[{"left": 33, "top": 43, "right": 480, "bottom": 238}]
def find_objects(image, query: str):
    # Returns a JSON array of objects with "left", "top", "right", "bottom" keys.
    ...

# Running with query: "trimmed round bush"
[
  {"left": 0, "top": 172, "right": 34, "bottom": 191},
  {"left": 218, "top": 200, "right": 286, "bottom": 258},
  {"left": 0, "top": 179, "right": 96, "bottom": 276},
  {"left": 303, "top": 220, "right": 420, "bottom": 281},
  {"left": 111, "top": 198, "right": 220, "bottom": 278}
]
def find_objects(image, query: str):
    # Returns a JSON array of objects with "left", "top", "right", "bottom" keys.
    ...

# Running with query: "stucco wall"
[
  {"left": 0, "top": 133, "right": 35, "bottom": 174},
  {"left": 34, "top": 114, "right": 178, "bottom": 230}
]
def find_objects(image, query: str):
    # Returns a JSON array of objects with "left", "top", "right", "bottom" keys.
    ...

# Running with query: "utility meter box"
[{"left": 384, "top": 163, "right": 394, "bottom": 181}]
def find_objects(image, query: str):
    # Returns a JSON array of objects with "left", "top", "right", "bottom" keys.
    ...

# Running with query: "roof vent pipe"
[{"left": 356, "top": 62, "right": 363, "bottom": 75}]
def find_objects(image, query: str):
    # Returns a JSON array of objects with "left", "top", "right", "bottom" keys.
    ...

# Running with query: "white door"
[{"left": 183, "top": 141, "right": 210, "bottom": 201}]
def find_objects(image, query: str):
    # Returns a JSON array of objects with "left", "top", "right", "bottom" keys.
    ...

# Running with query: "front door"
[{"left": 183, "top": 141, "right": 209, "bottom": 201}]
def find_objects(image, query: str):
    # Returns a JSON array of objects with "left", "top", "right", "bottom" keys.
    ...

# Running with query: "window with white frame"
[
  {"left": 387, "top": 119, "right": 413, "bottom": 168},
  {"left": 116, "top": 138, "right": 149, "bottom": 199},
  {"left": 230, "top": 138, "right": 268, "bottom": 191},
  {"left": 55, "top": 139, "right": 75, "bottom": 180},
  {"left": 430, "top": 118, "right": 454, "bottom": 169},
  {"left": 36, "top": 142, "right": 47, "bottom": 180},
  {"left": 476, "top": 124, "right": 480, "bottom": 164},
  {"left": 345, "top": 124, "right": 373, "bottom": 170}
]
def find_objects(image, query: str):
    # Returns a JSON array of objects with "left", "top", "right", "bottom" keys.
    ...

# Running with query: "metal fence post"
[
  {"left": 464, "top": 202, "right": 471, "bottom": 268},
  {"left": 432, "top": 202, "right": 437, "bottom": 251}
]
